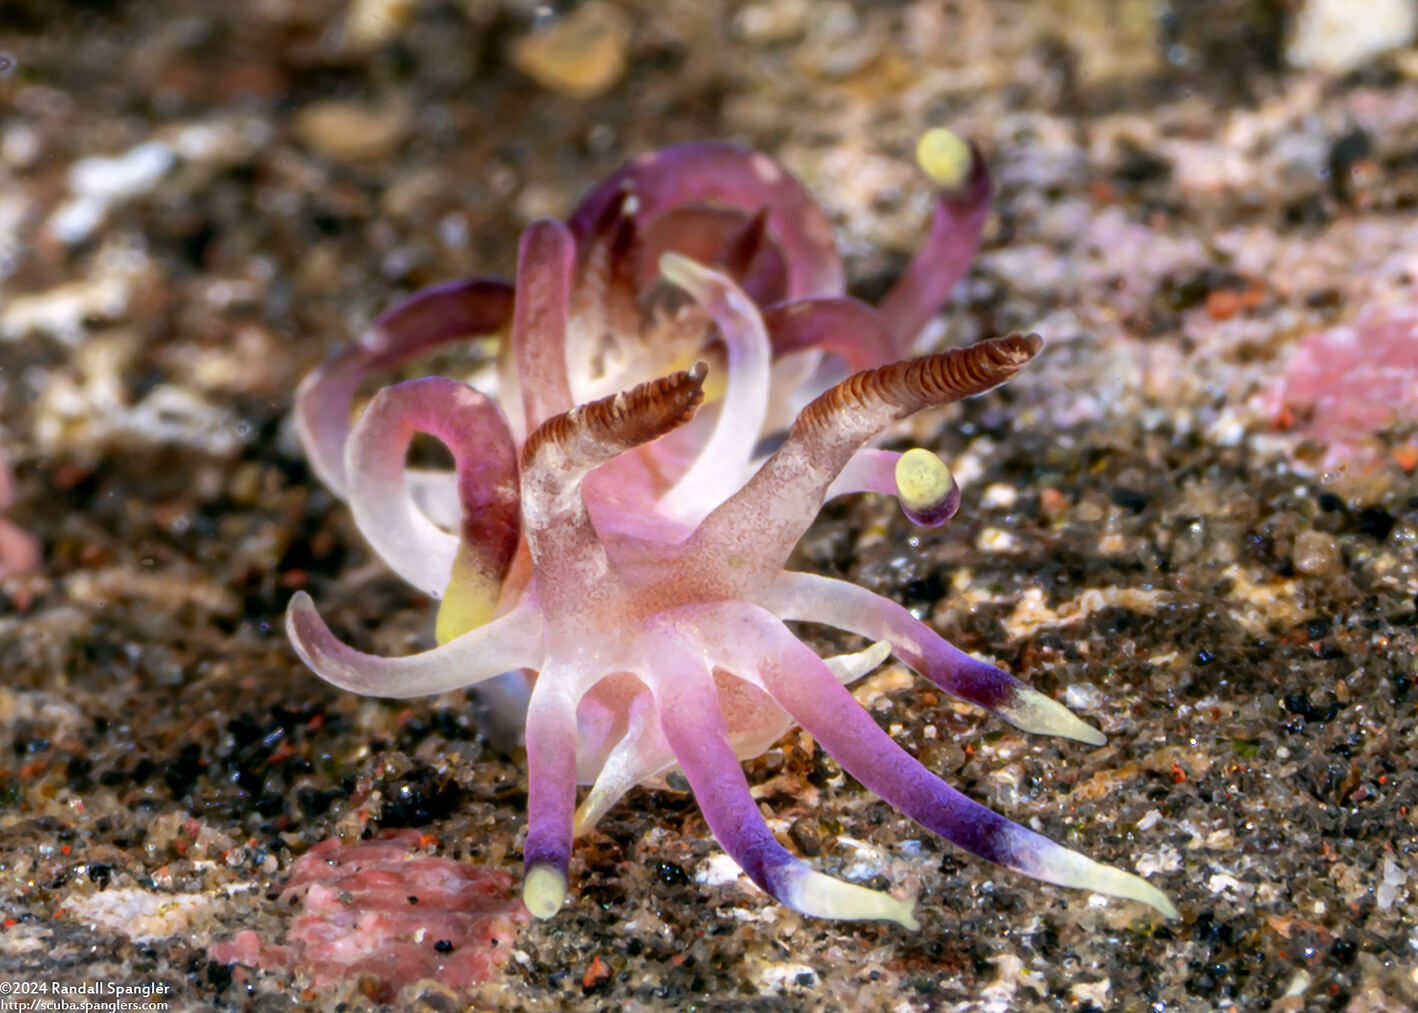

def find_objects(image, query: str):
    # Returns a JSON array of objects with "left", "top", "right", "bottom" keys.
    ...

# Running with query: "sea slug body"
[{"left": 287, "top": 130, "right": 1177, "bottom": 926}]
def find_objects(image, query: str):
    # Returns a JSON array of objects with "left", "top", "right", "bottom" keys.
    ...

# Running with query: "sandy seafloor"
[{"left": 1, "top": 0, "right": 1417, "bottom": 1010}]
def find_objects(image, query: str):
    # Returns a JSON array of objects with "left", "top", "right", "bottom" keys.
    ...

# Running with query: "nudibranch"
[{"left": 288, "top": 130, "right": 1176, "bottom": 927}]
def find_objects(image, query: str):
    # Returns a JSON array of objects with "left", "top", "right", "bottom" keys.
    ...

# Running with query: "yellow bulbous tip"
[
  {"left": 894, "top": 448, "right": 953, "bottom": 512},
  {"left": 523, "top": 864, "right": 567, "bottom": 920},
  {"left": 915, "top": 128, "right": 972, "bottom": 190},
  {"left": 435, "top": 545, "right": 500, "bottom": 644}
]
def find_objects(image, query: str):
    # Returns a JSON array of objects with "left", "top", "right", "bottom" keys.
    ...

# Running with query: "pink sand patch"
[
  {"left": 1263, "top": 301, "right": 1418, "bottom": 468},
  {"left": 0, "top": 447, "right": 39, "bottom": 581},
  {"left": 211, "top": 830, "right": 528, "bottom": 995}
]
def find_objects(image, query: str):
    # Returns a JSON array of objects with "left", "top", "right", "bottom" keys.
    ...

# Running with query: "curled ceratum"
[{"left": 288, "top": 130, "right": 1177, "bottom": 926}]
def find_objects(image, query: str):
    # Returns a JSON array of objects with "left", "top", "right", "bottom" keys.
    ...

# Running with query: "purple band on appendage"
[
  {"left": 523, "top": 683, "right": 578, "bottom": 877},
  {"left": 760, "top": 573, "right": 1015, "bottom": 713},
  {"left": 747, "top": 609, "right": 1058, "bottom": 875},
  {"left": 901, "top": 480, "right": 961, "bottom": 528},
  {"left": 652, "top": 645, "right": 799, "bottom": 901}
]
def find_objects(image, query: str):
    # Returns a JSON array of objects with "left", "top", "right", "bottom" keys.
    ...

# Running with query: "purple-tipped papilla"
[{"left": 757, "top": 571, "right": 1105, "bottom": 745}]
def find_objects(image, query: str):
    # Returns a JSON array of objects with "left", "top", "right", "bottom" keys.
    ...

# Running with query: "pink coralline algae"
[
  {"left": 0, "top": 447, "right": 39, "bottom": 582},
  {"left": 1263, "top": 299, "right": 1418, "bottom": 470},
  {"left": 210, "top": 831, "right": 527, "bottom": 995},
  {"left": 288, "top": 130, "right": 1176, "bottom": 926}
]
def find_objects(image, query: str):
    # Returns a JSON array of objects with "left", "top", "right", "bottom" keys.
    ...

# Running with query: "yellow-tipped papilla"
[
  {"left": 1031, "top": 845, "right": 1180, "bottom": 920},
  {"left": 435, "top": 542, "right": 503, "bottom": 644},
  {"left": 894, "top": 448, "right": 959, "bottom": 527},
  {"left": 915, "top": 128, "right": 973, "bottom": 191},
  {"left": 776, "top": 864, "right": 921, "bottom": 930},
  {"left": 523, "top": 864, "right": 568, "bottom": 920},
  {"left": 1005, "top": 685, "right": 1107, "bottom": 746}
]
